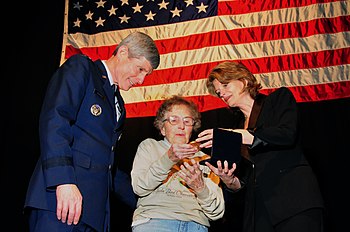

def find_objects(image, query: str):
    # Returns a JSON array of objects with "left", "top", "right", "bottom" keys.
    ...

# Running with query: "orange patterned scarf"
[{"left": 163, "top": 154, "right": 220, "bottom": 186}]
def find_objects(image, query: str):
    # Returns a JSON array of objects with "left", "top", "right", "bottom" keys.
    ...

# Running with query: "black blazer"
[
  {"left": 224, "top": 87, "right": 324, "bottom": 231},
  {"left": 250, "top": 87, "right": 324, "bottom": 223}
]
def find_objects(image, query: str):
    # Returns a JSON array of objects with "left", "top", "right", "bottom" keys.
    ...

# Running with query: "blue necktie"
[{"left": 114, "top": 86, "right": 124, "bottom": 116}]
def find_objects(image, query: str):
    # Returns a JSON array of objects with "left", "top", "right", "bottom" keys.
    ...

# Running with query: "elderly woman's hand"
[
  {"left": 177, "top": 159, "right": 205, "bottom": 193},
  {"left": 167, "top": 144, "right": 199, "bottom": 162}
]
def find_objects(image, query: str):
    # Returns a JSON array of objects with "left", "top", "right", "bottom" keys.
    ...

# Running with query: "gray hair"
[
  {"left": 154, "top": 95, "right": 201, "bottom": 132},
  {"left": 113, "top": 32, "right": 160, "bottom": 70}
]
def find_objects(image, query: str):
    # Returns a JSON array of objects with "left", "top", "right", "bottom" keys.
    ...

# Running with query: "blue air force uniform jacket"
[{"left": 24, "top": 54, "right": 125, "bottom": 231}]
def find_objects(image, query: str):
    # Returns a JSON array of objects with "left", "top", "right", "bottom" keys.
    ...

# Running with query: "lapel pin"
[{"left": 90, "top": 104, "right": 102, "bottom": 116}]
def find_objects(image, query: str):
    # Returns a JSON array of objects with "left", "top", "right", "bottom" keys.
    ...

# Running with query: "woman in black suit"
[{"left": 196, "top": 61, "right": 324, "bottom": 232}]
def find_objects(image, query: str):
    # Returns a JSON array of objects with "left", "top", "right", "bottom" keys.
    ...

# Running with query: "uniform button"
[
  {"left": 111, "top": 146, "right": 115, "bottom": 152},
  {"left": 108, "top": 165, "right": 112, "bottom": 170}
]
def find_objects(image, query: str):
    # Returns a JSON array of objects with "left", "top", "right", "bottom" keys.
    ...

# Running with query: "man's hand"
[{"left": 56, "top": 184, "right": 83, "bottom": 225}]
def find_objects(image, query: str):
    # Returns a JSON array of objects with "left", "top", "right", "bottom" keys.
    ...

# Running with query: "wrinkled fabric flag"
[{"left": 62, "top": 0, "right": 350, "bottom": 118}]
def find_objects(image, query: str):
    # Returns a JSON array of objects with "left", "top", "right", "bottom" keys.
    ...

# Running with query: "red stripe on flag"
[
  {"left": 218, "top": 0, "right": 341, "bottom": 15},
  {"left": 65, "top": 45, "right": 115, "bottom": 61},
  {"left": 261, "top": 81, "right": 350, "bottom": 102}
]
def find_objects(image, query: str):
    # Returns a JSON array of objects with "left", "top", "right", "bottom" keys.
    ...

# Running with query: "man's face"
[{"left": 114, "top": 46, "right": 153, "bottom": 91}]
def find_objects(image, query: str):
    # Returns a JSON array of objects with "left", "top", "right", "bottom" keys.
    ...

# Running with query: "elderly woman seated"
[{"left": 130, "top": 95, "right": 228, "bottom": 232}]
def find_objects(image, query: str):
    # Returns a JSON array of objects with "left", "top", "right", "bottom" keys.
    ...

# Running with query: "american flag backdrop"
[{"left": 62, "top": 0, "right": 350, "bottom": 118}]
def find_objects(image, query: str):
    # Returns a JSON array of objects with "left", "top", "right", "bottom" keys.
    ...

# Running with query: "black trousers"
[
  {"left": 255, "top": 194, "right": 324, "bottom": 232},
  {"left": 274, "top": 208, "right": 324, "bottom": 232}
]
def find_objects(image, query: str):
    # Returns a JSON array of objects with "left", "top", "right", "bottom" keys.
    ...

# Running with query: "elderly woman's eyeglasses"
[{"left": 162, "top": 115, "right": 196, "bottom": 126}]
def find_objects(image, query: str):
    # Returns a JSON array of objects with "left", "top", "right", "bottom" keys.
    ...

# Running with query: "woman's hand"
[
  {"left": 167, "top": 143, "right": 198, "bottom": 162},
  {"left": 205, "top": 160, "right": 241, "bottom": 191},
  {"left": 232, "top": 129, "right": 254, "bottom": 145},
  {"left": 177, "top": 159, "right": 205, "bottom": 193},
  {"left": 196, "top": 129, "right": 214, "bottom": 149}
]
